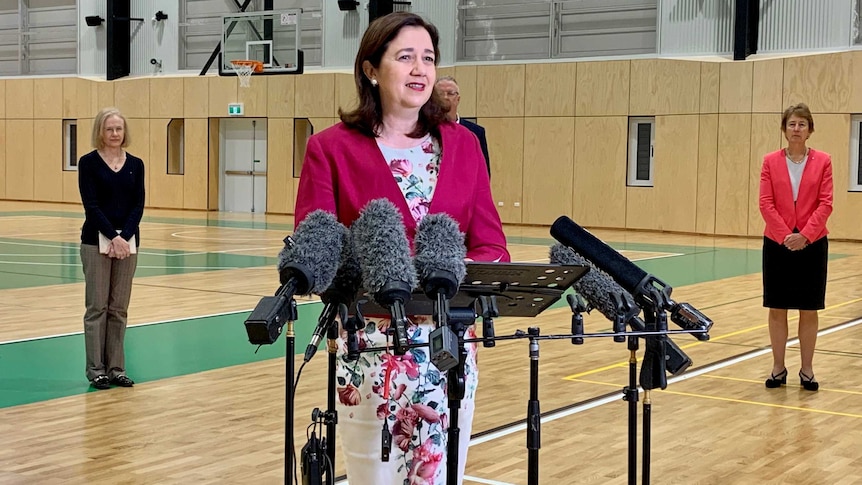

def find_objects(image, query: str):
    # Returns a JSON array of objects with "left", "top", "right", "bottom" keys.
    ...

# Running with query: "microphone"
[
  {"left": 550, "top": 216, "right": 712, "bottom": 339},
  {"left": 351, "top": 198, "right": 418, "bottom": 355},
  {"left": 304, "top": 226, "right": 363, "bottom": 362},
  {"left": 245, "top": 210, "right": 344, "bottom": 346},
  {"left": 550, "top": 243, "right": 693, "bottom": 375},
  {"left": 414, "top": 213, "right": 467, "bottom": 372}
]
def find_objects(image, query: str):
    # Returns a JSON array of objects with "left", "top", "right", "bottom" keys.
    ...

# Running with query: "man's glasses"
[{"left": 439, "top": 90, "right": 459, "bottom": 98}]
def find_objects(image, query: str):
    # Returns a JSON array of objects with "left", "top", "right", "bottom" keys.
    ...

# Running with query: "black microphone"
[
  {"left": 550, "top": 217, "right": 712, "bottom": 339},
  {"left": 550, "top": 243, "right": 693, "bottom": 375},
  {"left": 304, "top": 226, "right": 363, "bottom": 362},
  {"left": 414, "top": 213, "right": 467, "bottom": 372},
  {"left": 245, "top": 210, "right": 344, "bottom": 346},
  {"left": 351, "top": 199, "right": 418, "bottom": 355}
]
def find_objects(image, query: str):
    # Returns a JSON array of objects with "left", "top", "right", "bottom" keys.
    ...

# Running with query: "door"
[{"left": 220, "top": 118, "right": 267, "bottom": 212}]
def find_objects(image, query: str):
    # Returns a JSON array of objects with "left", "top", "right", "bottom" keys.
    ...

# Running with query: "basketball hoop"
[{"left": 230, "top": 60, "right": 263, "bottom": 88}]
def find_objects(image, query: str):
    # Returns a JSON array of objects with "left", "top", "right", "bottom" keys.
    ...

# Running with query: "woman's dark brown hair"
[
  {"left": 781, "top": 103, "right": 815, "bottom": 133},
  {"left": 339, "top": 12, "right": 449, "bottom": 138}
]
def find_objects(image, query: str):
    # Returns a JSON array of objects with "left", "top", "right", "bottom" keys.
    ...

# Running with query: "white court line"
[
  {"left": 336, "top": 476, "right": 515, "bottom": 485},
  {"left": 0, "top": 230, "right": 81, "bottom": 238},
  {"left": 0, "top": 239, "right": 279, "bottom": 258},
  {"left": 0, "top": 216, "right": 64, "bottom": 221},
  {"left": 0, "top": 260, "right": 242, "bottom": 270},
  {"left": 173, "top": 246, "right": 283, "bottom": 257}
]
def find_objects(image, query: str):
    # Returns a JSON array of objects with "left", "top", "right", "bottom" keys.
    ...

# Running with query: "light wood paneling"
[
  {"left": 184, "top": 77, "right": 209, "bottom": 118},
  {"left": 208, "top": 76, "right": 238, "bottom": 118},
  {"left": 183, "top": 119, "right": 209, "bottom": 210},
  {"left": 476, "top": 65, "right": 525, "bottom": 118},
  {"left": 5, "top": 120, "right": 34, "bottom": 200},
  {"left": 747, "top": 114, "right": 783, "bottom": 236},
  {"left": 481, "top": 117, "right": 523, "bottom": 224},
  {"left": 715, "top": 114, "right": 751, "bottom": 235},
  {"left": 524, "top": 63, "right": 576, "bottom": 117},
  {"left": 572, "top": 116, "right": 627, "bottom": 228},
  {"left": 454, "top": 65, "right": 478, "bottom": 118},
  {"left": 783, "top": 52, "right": 852, "bottom": 114},
  {"left": 850, "top": 51, "right": 862, "bottom": 113},
  {"left": 267, "top": 75, "right": 295, "bottom": 118},
  {"left": 700, "top": 62, "right": 720, "bottom": 114},
  {"left": 6, "top": 79, "right": 34, "bottom": 119},
  {"left": 125, "top": 119, "right": 151, "bottom": 200},
  {"left": 33, "top": 79, "right": 63, "bottom": 119},
  {"left": 63, "top": 78, "right": 91, "bottom": 119},
  {"left": 0, "top": 80, "right": 4, "bottom": 118},
  {"left": 522, "top": 117, "right": 574, "bottom": 224},
  {"left": 295, "top": 73, "right": 335, "bottom": 118},
  {"left": 94, "top": 81, "right": 114, "bottom": 114},
  {"left": 62, "top": 171, "right": 77, "bottom": 203},
  {"left": 650, "top": 115, "right": 699, "bottom": 232},
  {"left": 807, "top": 114, "right": 855, "bottom": 239},
  {"left": 149, "top": 78, "right": 185, "bottom": 119},
  {"left": 0, "top": 120, "right": 4, "bottom": 198},
  {"left": 575, "top": 60, "right": 629, "bottom": 116},
  {"left": 266, "top": 118, "right": 295, "bottom": 214},
  {"left": 238, "top": 76, "right": 268, "bottom": 118},
  {"left": 208, "top": 119, "right": 220, "bottom": 210},
  {"left": 719, "top": 61, "right": 753, "bottom": 113},
  {"left": 335, "top": 73, "right": 358, "bottom": 116},
  {"left": 32, "top": 120, "right": 63, "bottom": 202},
  {"left": 630, "top": 59, "right": 700, "bottom": 115},
  {"left": 696, "top": 114, "right": 719, "bottom": 234},
  {"left": 65, "top": 118, "right": 92, "bottom": 203},
  {"left": 752, "top": 59, "right": 783, "bottom": 113},
  {"left": 148, "top": 119, "right": 183, "bottom": 208},
  {"left": 113, "top": 78, "right": 150, "bottom": 119}
]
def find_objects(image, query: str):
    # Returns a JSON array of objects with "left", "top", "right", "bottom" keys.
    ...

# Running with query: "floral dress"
[{"left": 334, "top": 135, "right": 480, "bottom": 485}]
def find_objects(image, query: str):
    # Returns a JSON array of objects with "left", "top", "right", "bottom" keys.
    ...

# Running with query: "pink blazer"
[
  {"left": 759, "top": 148, "right": 833, "bottom": 244},
  {"left": 295, "top": 121, "right": 510, "bottom": 263}
]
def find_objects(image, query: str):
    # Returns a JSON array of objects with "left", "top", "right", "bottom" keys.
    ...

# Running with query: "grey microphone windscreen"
[
  {"left": 550, "top": 243, "right": 633, "bottom": 322},
  {"left": 351, "top": 198, "right": 418, "bottom": 296},
  {"left": 321, "top": 225, "right": 363, "bottom": 304},
  {"left": 414, "top": 213, "right": 467, "bottom": 299},
  {"left": 277, "top": 209, "right": 344, "bottom": 295}
]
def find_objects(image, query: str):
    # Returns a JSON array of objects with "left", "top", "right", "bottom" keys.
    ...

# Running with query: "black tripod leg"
[
  {"left": 643, "top": 389, "right": 652, "bottom": 485},
  {"left": 624, "top": 336, "right": 639, "bottom": 485},
  {"left": 527, "top": 330, "right": 540, "bottom": 485}
]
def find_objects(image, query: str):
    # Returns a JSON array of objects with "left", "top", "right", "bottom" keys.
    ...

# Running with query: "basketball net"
[{"left": 231, "top": 61, "right": 254, "bottom": 88}]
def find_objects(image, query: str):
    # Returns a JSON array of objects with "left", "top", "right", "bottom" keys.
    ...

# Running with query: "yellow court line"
[
  {"left": 567, "top": 378, "right": 862, "bottom": 419},
  {"left": 701, "top": 374, "right": 862, "bottom": 396},
  {"left": 562, "top": 296, "right": 862, "bottom": 381}
]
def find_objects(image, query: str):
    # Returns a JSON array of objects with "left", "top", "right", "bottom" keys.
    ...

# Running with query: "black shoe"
[
  {"left": 799, "top": 370, "right": 819, "bottom": 391},
  {"left": 111, "top": 375, "right": 135, "bottom": 387},
  {"left": 91, "top": 375, "right": 110, "bottom": 390},
  {"left": 765, "top": 368, "right": 787, "bottom": 388}
]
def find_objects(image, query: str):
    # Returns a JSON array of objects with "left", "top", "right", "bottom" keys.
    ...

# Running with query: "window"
[
  {"left": 627, "top": 117, "right": 654, "bottom": 187},
  {"left": 851, "top": 115, "right": 862, "bottom": 192},
  {"left": 167, "top": 119, "right": 184, "bottom": 175},
  {"left": 63, "top": 119, "right": 77, "bottom": 171}
]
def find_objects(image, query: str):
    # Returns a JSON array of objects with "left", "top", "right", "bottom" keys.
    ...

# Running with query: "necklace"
[
  {"left": 99, "top": 150, "right": 126, "bottom": 171},
  {"left": 787, "top": 148, "right": 808, "bottom": 164}
]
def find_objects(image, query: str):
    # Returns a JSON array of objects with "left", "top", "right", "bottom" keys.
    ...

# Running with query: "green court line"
[{"left": 0, "top": 210, "right": 295, "bottom": 231}]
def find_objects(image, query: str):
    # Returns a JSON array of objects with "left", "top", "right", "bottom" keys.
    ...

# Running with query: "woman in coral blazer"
[{"left": 759, "top": 103, "right": 833, "bottom": 392}]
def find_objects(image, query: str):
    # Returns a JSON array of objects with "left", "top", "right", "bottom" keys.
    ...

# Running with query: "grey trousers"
[{"left": 80, "top": 244, "right": 138, "bottom": 381}]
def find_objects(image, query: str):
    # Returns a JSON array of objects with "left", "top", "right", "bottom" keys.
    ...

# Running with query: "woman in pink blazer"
[
  {"left": 759, "top": 103, "right": 833, "bottom": 391},
  {"left": 294, "top": 12, "right": 509, "bottom": 485}
]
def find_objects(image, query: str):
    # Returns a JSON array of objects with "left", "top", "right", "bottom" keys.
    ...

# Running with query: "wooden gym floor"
[{"left": 1, "top": 200, "right": 861, "bottom": 484}]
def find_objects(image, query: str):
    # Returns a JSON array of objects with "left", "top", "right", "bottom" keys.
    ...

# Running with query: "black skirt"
[{"left": 762, "top": 236, "right": 828, "bottom": 310}]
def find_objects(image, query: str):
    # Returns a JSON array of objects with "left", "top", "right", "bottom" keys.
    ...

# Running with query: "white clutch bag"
[{"left": 99, "top": 230, "right": 137, "bottom": 255}]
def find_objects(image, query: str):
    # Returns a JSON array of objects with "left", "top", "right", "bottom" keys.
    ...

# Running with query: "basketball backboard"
[{"left": 219, "top": 9, "right": 304, "bottom": 76}]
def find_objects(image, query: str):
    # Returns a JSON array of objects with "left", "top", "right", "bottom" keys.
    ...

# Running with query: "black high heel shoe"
[
  {"left": 765, "top": 368, "right": 787, "bottom": 388},
  {"left": 799, "top": 370, "right": 819, "bottom": 391}
]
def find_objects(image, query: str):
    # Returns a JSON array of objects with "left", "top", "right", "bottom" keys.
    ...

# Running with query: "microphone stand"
[
  {"left": 526, "top": 327, "right": 541, "bottom": 485},
  {"left": 284, "top": 297, "right": 298, "bottom": 485},
  {"left": 324, "top": 318, "right": 339, "bottom": 485},
  {"left": 443, "top": 307, "right": 475, "bottom": 485}
]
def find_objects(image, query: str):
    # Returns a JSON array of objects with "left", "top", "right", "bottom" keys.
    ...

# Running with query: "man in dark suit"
[{"left": 436, "top": 76, "right": 491, "bottom": 176}]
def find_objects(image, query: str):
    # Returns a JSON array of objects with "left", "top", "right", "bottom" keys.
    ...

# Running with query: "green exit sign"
[{"left": 228, "top": 103, "right": 244, "bottom": 116}]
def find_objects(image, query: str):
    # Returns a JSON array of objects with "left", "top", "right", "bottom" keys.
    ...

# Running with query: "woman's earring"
[{"left": 370, "top": 79, "right": 378, "bottom": 87}]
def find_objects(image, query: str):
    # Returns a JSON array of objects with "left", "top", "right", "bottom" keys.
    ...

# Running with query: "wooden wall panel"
[
  {"left": 63, "top": 78, "right": 91, "bottom": 119},
  {"left": 62, "top": 171, "right": 78, "bottom": 204},
  {"left": 630, "top": 59, "right": 700, "bottom": 115},
  {"left": 522, "top": 117, "right": 574, "bottom": 224},
  {"left": 715, "top": 114, "right": 751, "bottom": 235},
  {"left": 752, "top": 59, "right": 784, "bottom": 113},
  {"left": 208, "top": 119, "right": 220, "bottom": 210},
  {"left": 783, "top": 52, "right": 852, "bottom": 114},
  {"left": 149, "top": 78, "right": 184, "bottom": 119},
  {"left": 208, "top": 77, "right": 238, "bottom": 118},
  {"left": 0, "top": 80, "right": 4, "bottom": 118},
  {"left": 524, "top": 63, "right": 576, "bottom": 117},
  {"left": 148, "top": 119, "right": 182, "bottom": 208},
  {"left": 295, "top": 74, "right": 335, "bottom": 118},
  {"left": 850, "top": 51, "right": 862, "bottom": 114},
  {"left": 238, "top": 77, "right": 268, "bottom": 118},
  {"left": 183, "top": 119, "right": 209, "bottom": 210},
  {"left": 572, "top": 116, "right": 627, "bottom": 228},
  {"left": 576, "top": 60, "right": 629, "bottom": 116},
  {"left": 335, "top": 73, "right": 358, "bottom": 116},
  {"left": 454, "top": 65, "right": 478, "bottom": 118},
  {"left": 5, "top": 120, "right": 34, "bottom": 200},
  {"left": 125, "top": 119, "right": 151, "bottom": 201},
  {"left": 32, "top": 120, "right": 63, "bottom": 202},
  {"left": 6, "top": 79, "right": 34, "bottom": 119},
  {"left": 94, "top": 81, "right": 114, "bottom": 114},
  {"left": 113, "top": 79, "right": 150, "bottom": 118},
  {"left": 184, "top": 77, "right": 209, "bottom": 118},
  {"left": 696, "top": 114, "right": 718, "bottom": 234},
  {"left": 481, "top": 117, "right": 523, "bottom": 224},
  {"left": 747, "top": 114, "right": 783, "bottom": 236},
  {"left": 652, "top": 115, "right": 699, "bottom": 232},
  {"left": 700, "top": 62, "right": 720, "bottom": 114},
  {"left": 476, "top": 65, "right": 525, "bottom": 118},
  {"left": 719, "top": 62, "right": 753, "bottom": 113},
  {"left": 806, "top": 114, "right": 855, "bottom": 239},
  {"left": 65, "top": 119, "right": 92, "bottom": 203},
  {"left": 33, "top": 79, "right": 63, "bottom": 119},
  {"left": 267, "top": 75, "right": 295, "bottom": 118},
  {"left": 266, "top": 118, "right": 295, "bottom": 214},
  {"left": 0, "top": 120, "right": 4, "bottom": 198}
]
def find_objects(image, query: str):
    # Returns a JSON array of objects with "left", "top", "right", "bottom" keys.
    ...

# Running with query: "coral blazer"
[
  {"left": 759, "top": 148, "right": 833, "bottom": 244},
  {"left": 294, "top": 121, "right": 510, "bottom": 263}
]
